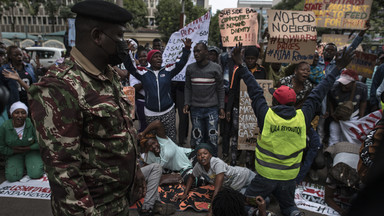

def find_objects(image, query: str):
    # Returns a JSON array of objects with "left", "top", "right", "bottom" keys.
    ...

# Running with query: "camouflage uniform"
[{"left": 28, "top": 47, "right": 137, "bottom": 216}]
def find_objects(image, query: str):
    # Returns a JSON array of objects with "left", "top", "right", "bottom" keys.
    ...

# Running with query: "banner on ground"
[
  {"left": 321, "top": 34, "right": 351, "bottom": 49},
  {"left": 339, "top": 110, "right": 382, "bottom": 145},
  {"left": 295, "top": 181, "right": 352, "bottom": 215},
  {"left": 219, "top": 8, "right": 259, "bottom": 47},
  {"left": 68, "top": 18, "right": 76, "bottom": 47},
  {"left": 304, "top": 0, "right": 373, "bottom": 30},
  {"left": 265, "top": 10, "right": 317, "bottom": 64},
  {"left": 346, "top": 51, "right": 377, "bottom": 78},
  {"left": 162, "top": 12, "right": 211, "bottom": 82},
  {"left": 0, "top": 175, "right": 50, "bottom": 200},
  {"left": 238, "top": 80, "right": 273, "bottom": 151}
]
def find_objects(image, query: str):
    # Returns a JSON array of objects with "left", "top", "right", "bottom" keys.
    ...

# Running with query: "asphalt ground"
[{"left": 0, "top": 111, "right": 326, "bottom": 216}]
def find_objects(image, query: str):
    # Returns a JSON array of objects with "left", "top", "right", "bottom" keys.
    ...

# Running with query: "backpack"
[{"left": 333, "top": 83, "right": 356, "bottom": 121}]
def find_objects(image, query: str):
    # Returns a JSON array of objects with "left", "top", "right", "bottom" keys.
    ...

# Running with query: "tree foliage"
[
  {"left": 123, "top": 0, "right": 148, "bottom": 29},
  {"left": 208, "top": 10, "right": 220, "bottom": 47},
  {"left": 156, "top": 0, "right": 207, "bottom": 42}
]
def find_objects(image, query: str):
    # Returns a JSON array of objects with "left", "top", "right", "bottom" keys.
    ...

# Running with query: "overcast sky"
[{"left": 209, "top": 0, "right": 238, "bottom": 13}]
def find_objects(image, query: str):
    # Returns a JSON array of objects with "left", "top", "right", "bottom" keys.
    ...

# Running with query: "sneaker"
[
  {"left": 138, "top": 209, "right": 154, "bottom": 216},
  {"left": 153, "top": 200, "right": 176, "bottom": 215},
  {"left": 309, "top": 169, "right": 319, "bottom": 181}
]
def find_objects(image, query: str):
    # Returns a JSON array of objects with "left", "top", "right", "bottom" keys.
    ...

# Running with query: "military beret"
[{"left": 71, "top": 0, "right": 132, "bottom": 24}]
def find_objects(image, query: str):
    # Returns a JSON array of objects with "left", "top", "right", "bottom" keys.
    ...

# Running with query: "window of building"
[
  {"left": 150, "top": 0, "right": 154, "bottom": 7},
  {"left": 28, "top": 17, "right": 31, "bottom": 24},
  {"left": 38, "top": 17, "right": 41, "bottom": 24},
  {"left": 33, "top": 17, "right": 36, "bottom": 24},
  {"left": 149, "top": 18, "right": 155, "bottom": 26},
  {"left": 43, "top": 17, "right": 47, "bottom": 25},
  {"left": 8, "top": 16, "right": 12, "bottom": 24}
]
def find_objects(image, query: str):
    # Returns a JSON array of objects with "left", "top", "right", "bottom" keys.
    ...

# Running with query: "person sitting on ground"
[
  {"left": 211, "top": 187, "right": 269, "bottom": 216},
  {"left": 179, "top": 143, "right": 256, "bottom": 216},
  {"left": 0, "top": 101, "right": 43, "bottom": 182},
  {"left": 324, "top": 142, "right": 361, "bottom": 215},
  {"left": 232, "top": 41, "right": 355, "bottom": 216},
  {"left": 138, "top": 163, "right": 176, "bottom": 216},
  {"left": 328, "top": 69, "right": 367, "bottom": 146},
  {"left": 138, "top": 120, "right": 194, "bottom": 183}
]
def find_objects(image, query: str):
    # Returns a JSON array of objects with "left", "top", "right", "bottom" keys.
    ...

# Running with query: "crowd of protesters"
[{"left": 0, "top": 1, "right": 384, "bottom": 216}]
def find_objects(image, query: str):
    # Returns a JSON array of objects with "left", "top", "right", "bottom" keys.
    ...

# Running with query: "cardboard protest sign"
[
  {"left": 219, "top": 8, "right": 259, "bottom": 47},
  {"left": 304, "top": 0, "right": 373, "bottom": 30},
  {"left": 123, "top": 86, "right": 135, "bottom": 119},
  {"left": 0, "top": 175, "right": 51, "bottom": 200},
  {"left": 346, "top": 51, "right": 377, "bottom": 78},
  {"left": 321, "top": 34, "right": 350, "bottom": 49},
  {"left": 238, "top": 80, "right": 273, "bottom": 151},
  {"left": 265, "top": 10, "right": 317, "bottom": 64},
  {"left": 162, "top": 12, "right": 211, "bottom": 82}
]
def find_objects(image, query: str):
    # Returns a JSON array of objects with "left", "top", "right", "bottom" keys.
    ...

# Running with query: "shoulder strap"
[{"left": 349, "top": 82, "right": 357, "bottom": 101}]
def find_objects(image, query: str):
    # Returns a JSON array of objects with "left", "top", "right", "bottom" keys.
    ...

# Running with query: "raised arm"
[
  {"left": 302, "top": 47, "right": 355, "bottom": 126},
  {"left": 138, "top": 119, "right": 167, "bottom": 139},
  {"left": 169, "top": 38, "right": 192, "bottom": 78},
  {"left": 232, "top": 43, "right": 269, "bottom": 129}
]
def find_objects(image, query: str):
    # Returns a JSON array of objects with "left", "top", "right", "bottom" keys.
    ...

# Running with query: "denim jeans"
[
  {"left": 190, "top": 106, "right": 219, "bottom": 156},
  {"left": 245, "top": 174, "right": 300, "bottom": 216}
]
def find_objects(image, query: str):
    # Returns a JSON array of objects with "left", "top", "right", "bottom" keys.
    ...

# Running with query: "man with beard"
[{"left": 28, "top": 1, "right": 145, "bottom": 215}]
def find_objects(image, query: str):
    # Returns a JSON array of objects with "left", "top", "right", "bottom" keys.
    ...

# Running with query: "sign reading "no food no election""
[
  {"left": 265, "top": 10, "right": 317, "bottom": 64},
  {"left": 219, "top": 8, "right": 259, "bottom": 47},
  {"left": 304, "top": 0, "right": 373, "bottom": 30}
]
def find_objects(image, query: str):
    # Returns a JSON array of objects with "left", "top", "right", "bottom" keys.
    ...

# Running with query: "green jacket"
[{"left": 0, "top": 118, "right": 39, "bottom": 156}]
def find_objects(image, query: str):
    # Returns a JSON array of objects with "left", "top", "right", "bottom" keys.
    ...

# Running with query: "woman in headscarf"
[{"left": 0, "top": 101, "right": 43, "bottom": 182}]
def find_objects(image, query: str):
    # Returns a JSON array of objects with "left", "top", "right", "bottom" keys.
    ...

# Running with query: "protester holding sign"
[
  {"left": 232, "top": 42, "right": 355, "bottom": 216},
  {"left": 124, "top": 38, "right": 192, "bottom": 143},
  {"left": 227, "top": 46, "right": 265, "bottom": 168}
]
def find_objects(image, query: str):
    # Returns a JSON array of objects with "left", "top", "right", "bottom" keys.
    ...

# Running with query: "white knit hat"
[{"left": 10, "top": 101, "right": 28, "bottom": 115}]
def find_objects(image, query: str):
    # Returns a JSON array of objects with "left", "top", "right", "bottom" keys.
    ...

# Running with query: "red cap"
[
  {"left": 337, "top": 69, "right": 358, "bottom": 85},
  {"left": 147, "top": 49, "right": 161, "bottom": 62},
  {"left": 273, "top": 85, "right": 296, "bottom": 105}
]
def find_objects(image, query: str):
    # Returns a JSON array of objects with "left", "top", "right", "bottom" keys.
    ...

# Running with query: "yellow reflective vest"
[{"left": 256, "top": 108, "right": 306, "bottom": 180}]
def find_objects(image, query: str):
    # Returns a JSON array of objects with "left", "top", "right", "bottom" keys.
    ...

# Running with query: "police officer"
[{"left": 28, "top": 1, "right": 145, "bottom": 215}]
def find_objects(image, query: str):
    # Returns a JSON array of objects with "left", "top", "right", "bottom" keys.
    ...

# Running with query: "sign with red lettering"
[
  {"left": 238, "top": 80, "right": 273, "bottom": 151},
  {"left": 0, "top": 175, "right": 51, "bottom": 200},
  {"left": 162, "top": 12, "right": 211, "bottom": 81},
  {"left": 304, "top": 0, "right": 373, "bottom": 30},
  {"left": 219, "top": 8, "right": 259, "bottom": 47},
  {"left": 265, "top": 10, "right": 317, "bottom": 64},
  {"left": 346, "top": 51, "right": 377, "bottom": 78}
]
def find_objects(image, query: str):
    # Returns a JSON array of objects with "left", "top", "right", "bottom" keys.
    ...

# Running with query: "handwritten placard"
[
  {"left": 265, "top": 10, "right": 317, "bottom": 64},
  {"left": 219, "top": 8, "right": 258, "bottom": 47},
  {"left": 346, "top": 51, "right": 376, "bottom": 78},
  {"left": 238, "top": 80, "right": 273, "bottom": 151},
  {"left": 321, "top": 34, "right": 350, "bottom": 49},
  {"left": 304, "top": 0, "right": 372, "bottom": 30},
  {"left": 123, "top": 86, "right": 135, "bottom": 119},
  {"left": 162, "top": 12, "right": 211, "bottom": 82}
]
